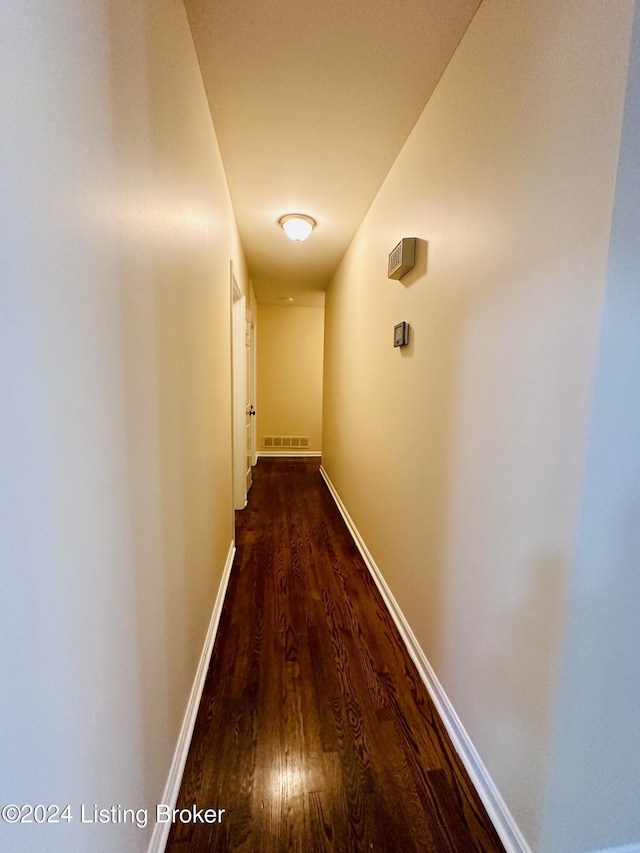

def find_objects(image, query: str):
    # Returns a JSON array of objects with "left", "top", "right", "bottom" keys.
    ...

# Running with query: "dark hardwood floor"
[{"left": 165, "top": 457, "right": 505, "bottom": 853}]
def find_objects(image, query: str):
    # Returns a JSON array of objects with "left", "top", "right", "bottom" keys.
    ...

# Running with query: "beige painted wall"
[
  {"left": 0, "top": 2, "right": 248, "bottom": 851},
  {"left": 322, "top": 2, "right": 634, "bottom": 849},
  {"left": 256, "top": 305, "right": 324, "bottom": 453},
  {"left": 541, "top": 5, "right": 640, "bottom": 850}
]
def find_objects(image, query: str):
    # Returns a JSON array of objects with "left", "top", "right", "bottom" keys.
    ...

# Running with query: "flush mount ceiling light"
[{"left": 279, "top": 214, "right": 316, "bottom": 242}]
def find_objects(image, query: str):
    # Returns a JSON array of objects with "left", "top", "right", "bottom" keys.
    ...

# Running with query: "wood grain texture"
[{"left": 165, "top": 457, "right": 505, "bottom": 852}]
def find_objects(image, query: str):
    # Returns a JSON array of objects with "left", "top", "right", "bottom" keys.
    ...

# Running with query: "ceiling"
[{"left": 184, "top": 0, "right": 481, "bottom": 306}]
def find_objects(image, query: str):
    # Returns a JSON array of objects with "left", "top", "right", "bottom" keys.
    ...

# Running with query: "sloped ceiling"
[{"left": 184, "top": 0, "right": 481, "bottom": 305}]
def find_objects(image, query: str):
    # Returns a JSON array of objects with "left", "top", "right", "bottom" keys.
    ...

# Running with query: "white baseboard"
[
  {"left": 257, "top": 450, "right": 322, "bottom": 457},
  {"left": 319, "top": 466, "right": 531, "bottom": 853},
  {"left": 147, "top": 540, "right": 236, "bottom": 853}
]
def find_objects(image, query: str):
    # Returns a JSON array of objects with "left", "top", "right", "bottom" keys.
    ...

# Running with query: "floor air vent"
[{"left": 263, "top": 435, "right": 310, "bottom": 449}]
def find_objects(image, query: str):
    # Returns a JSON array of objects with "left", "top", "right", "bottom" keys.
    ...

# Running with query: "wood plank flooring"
[{"left": 165, "top": 457, "right": 505, "bottom": 853}]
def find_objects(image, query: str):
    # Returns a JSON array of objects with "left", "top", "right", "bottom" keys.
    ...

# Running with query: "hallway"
[
  {"left": 166, "top": 458, "right": 504, "bottom": 853},
  {"left": 4, "top": 3, "right": 640, "bottom": 852}
]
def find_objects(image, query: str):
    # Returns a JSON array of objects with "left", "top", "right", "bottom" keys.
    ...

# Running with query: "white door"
[
  {"left": 249, "top": 312, "right": 257, "bottom": 467},
  {"left": 245, "top": 308, "right": 254, "bottom": 494}
]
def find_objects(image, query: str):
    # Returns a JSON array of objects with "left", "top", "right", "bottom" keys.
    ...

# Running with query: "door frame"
[{"left": 230, "top": 262, "right": 247, "bottom": 511}]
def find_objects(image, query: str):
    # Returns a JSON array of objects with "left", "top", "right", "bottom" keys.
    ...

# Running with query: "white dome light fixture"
[{"left": 279, "top": 213, "right": 316, "bottom": 242}]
